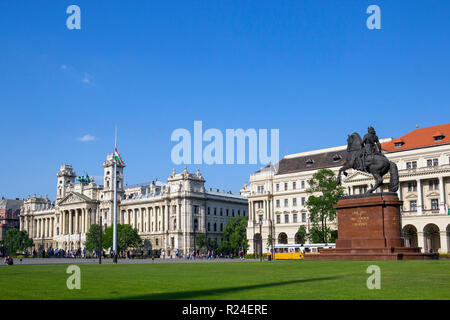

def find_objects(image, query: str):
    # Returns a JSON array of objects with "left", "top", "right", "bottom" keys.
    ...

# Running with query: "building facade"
[
  {"left": 0, "top": 198, "right": 23, "bottom": 241},
  {"left": 19, "top": 153, "right": 248, "bottom": 256},
  {"left": 245, "top": 124, "right": 450, "bottom": 254}
]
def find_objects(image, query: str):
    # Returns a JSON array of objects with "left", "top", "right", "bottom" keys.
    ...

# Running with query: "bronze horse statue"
[{"left": 337, "top": 132, "right": 399, "bottom": 193}]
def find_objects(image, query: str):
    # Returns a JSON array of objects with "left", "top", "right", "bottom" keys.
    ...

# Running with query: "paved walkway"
[{"left": 1, "top": 257, "right": 257, "bottom": 266}]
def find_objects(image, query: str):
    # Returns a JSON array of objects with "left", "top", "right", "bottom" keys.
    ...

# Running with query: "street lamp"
[
  {"left": 259, "top": 221, "right": 263, "bottom": 262},
  {"left": 193, "top": 219, "right": 198, "bottom": 257}
]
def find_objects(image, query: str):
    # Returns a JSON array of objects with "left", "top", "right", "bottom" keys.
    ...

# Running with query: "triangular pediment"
[
  {"left": 425, "top": 191, "right": 440, "bottom": 198},
  {"left": 343, "top": 171, "right": 373, "bottom": 183},
  {"left": 58, "top": 192, "right": 94, "bottom": 206},
  {"left": 405, "top": 193, "right": 418, "bottom": 200}
]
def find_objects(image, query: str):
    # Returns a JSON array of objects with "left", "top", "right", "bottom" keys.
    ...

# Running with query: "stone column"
[
  {"left": 439, "top": 231, "right": 449, "bottom": 253},
  {"left": 69, "top": 210, "right": 73, "bottom": 234},
  {"left": 61, "top": 212, "right": 64, "bottom": 235},
  {"left": 417, "top": 231, "right": 425, "bottom": 252},
  {"left": 439, "top": 176, "right": 446, "bottom": 214},
  {"left": 147, "top": 207, "right": 151, "bottom": 232},
  {"left": 155, "top": 207, "right": 158, "bottom": 232},
  {"left": 163, "top": 206, "right": 167, "bottom": 231},
  {"left": 178, "top": 204, "right": 182, "bottom": 232},
  {"left": 80, "top": 209, "right": 84, "bottom": 234},
  {"left": 134, "top": 209, "right": 138, "bottom": 229},
  {"left": 77, "top": 211, "right": 80, "bottom": 234},
  {"left": 86, "top": 209, "right": 91, "bottom": 233},
  {"left": 417, "top": 179, "right": 423, "bottom": 214}
]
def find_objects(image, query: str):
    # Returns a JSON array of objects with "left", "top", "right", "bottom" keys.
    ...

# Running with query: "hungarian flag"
[{"left": 114, "top": 148, "right": 125, "bottom": 167}]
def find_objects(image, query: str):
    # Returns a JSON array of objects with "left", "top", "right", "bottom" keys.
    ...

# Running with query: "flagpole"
[{"left": 113, "top": 127, "right": 118, "bottom": 263}]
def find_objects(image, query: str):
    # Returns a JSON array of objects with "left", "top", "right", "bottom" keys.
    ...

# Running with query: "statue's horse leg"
[
  {"left": 367, "top": 172, "right": 383, "bottom": 193},
  {"left": 337, "top": 162, "right": 351, "bottom": 185}
]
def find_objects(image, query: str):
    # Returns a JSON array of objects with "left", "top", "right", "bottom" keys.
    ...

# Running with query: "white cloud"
[
  {"left": 82, "top": 73, "right": 90, "bottom": 84},
  {"left": 77, "top": 134, "right": 96, "bottom": 142}
]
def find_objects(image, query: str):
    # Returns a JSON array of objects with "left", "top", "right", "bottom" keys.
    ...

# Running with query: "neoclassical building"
[
  {"left": 244, "top": 124, "right": 450, "bottom": 254},
  {"left": 19, "top": 153, "right": 248, "bottom": 256}
]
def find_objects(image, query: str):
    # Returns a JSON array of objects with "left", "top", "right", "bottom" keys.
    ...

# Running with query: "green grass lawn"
[{"left": 1, "top": 260, "right": 449, "bottom": 300}]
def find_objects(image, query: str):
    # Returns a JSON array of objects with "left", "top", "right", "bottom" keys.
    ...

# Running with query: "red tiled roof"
[{"left": 382, "top": 123, "right": 450, "bottom": 152}]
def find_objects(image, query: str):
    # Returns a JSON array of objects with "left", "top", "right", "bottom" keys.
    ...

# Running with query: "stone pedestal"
[{"left": 304, "top": 193, "right": 438, "bottom": 261}]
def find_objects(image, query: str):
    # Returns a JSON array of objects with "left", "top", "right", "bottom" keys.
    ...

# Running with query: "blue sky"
[{"left": 1, "top": 1, "right": 450, "bottom": 199}]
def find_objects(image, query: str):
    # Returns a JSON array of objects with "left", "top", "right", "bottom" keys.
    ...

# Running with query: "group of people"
[{"left": 3, "top": 256, "right": 13, "bottom": 265}]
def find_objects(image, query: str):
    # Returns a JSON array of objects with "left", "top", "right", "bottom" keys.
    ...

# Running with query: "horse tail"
[{"left": 389, "top": 161, "right": 399, "bottom": 192}]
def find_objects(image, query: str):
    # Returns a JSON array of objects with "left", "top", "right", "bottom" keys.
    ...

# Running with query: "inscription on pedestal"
[{"left": 350, "top": 209, "right": 369, "bottom": 228}]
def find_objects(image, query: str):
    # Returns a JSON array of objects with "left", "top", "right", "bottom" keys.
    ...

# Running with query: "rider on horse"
[{"left": 359, "top": 126, "right": 382, "bottom": 172}]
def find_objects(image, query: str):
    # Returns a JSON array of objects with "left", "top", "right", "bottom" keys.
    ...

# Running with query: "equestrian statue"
[{"left": 337, "top": 126, "right": 399, "bottom": 194}]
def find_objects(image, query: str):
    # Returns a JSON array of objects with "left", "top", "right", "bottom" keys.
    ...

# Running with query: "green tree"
[
  {"left": 2, "top": 229, "right": 33, "bottom": 255},
  {"left": 295, "top": 225, "right": 307, "bottom": 244},
  {"left": 308, "top": 225, "right": 325, "bottom": 243},
  {"left": 102, "top": 224, "right": 142, "bottom": 255},
  {"left": 84, "top": 224, "right": 102, "bottom": 252},
  {"left": 196, "top": 234, "right": 207, "bottom": 253},
  {"left": 207, "top": 238, "right": 218, "bottom": 251},
  {"left": 306, "top": 169, "right": 344, "bottom": 243},
  {"left": 266, "top": 234, "right": 273, "bottom": 252},
  {"left": 222, "top": 215, "right": 249, "bottom": 255}
]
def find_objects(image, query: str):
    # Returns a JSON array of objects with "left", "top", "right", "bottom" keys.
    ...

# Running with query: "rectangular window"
[
  {"left": 226, "top": 209, "right": 229, "bottom": 216},
  {"left": 276, "top": 184, "right": 280, "bottom": 192},
  {"left": 301, "top": 181, "right": 305, "bottom": 189},
  {"left": 276, "top": 215, "right": 280, "bottom": 224},
  {"left": 259, "top": 215, "right": 263, "bottom": 222},
  {"left": 429, "top": 180, "right": 439, "bottom": 190},
  {"left": 408, "top": 182, "right": 417, "bottom": 192},
  {"left": 293, "top": 214, "right": 298, "bottom": 223},
  {"left": 284, "top": 183, "right": 288, "bottom": 191},
  {"left": 410, "top": 200, "right": 417, "bottom": 212},
  {"left": 302, "top": 213, "right": 306, "bottom": 222},
  {"left": 220, "top": 208, "right": 223, "bottom": 216},
  {"left": 431, "top": 199, "right": 439, "bottom": 210},
  {"left": 433, "top": 158, "right": 439, "bottom": 166},
  {"left": 238, "top": 210, "right": 241, "bottom": 216},
  {"left": 284, "top": 199, "right": 288, "bottom": 207},
  {"left": 293, "top": 182, "right": 296, "bottom": 190},
  {"left": 301, "top": 197, "right": 306, "bottom": 206},
  {"left": 284, "top": 214, "right": 289, "bottom": 223},
  {"left": 406, "top": 161, "right": 417, "bottom": 169},
  {"left": 276, "top": 200, "right": 280, "bottom": 208},
  {"left": 214, "top": 208, "right": 217, "bottom": 215},
  {"left": 293, "top": 198, "right": 297, "bottom": 206},
  {"left": 427, "top": 159, "right": 433, "bottom": 167},
  {"left": 243, "top": 210, "right": 246, "bottom": 216}
]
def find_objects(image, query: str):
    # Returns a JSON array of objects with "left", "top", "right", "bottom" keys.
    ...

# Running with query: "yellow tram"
[{"left": 267, "top": 243, "right": 336, "bottom": 260}]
